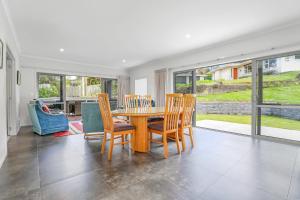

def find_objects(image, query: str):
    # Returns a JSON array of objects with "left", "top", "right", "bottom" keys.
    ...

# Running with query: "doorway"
[{"left": 6, "top": 47, "right": 15, "bottom": 136}]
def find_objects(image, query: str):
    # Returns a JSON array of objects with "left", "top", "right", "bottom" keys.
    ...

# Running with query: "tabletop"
[{"left": 112, "top": 107, "right": 165, "bottom": 117}]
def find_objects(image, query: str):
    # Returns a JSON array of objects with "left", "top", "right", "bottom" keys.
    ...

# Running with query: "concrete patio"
[{"left": 197, "top": 120, "right": 300, "bottom": 142}]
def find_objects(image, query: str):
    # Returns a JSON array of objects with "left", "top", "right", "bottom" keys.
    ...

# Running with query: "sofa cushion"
[
  {"left": 42, "top": 105, "right": 50, "bottom": 113},
  {"left": 114, "top": 123, "right": 135, "bottom": 132},
  {"left": 148, "top": 123, "right": 164, "bottom": 131}
]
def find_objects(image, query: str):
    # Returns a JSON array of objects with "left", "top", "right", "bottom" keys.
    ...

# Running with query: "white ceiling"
[{"left": 5, "top": 0, "right": 300, "bottom": 68}]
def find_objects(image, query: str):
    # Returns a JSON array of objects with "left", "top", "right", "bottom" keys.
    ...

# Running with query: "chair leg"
[
  {"left": 101, "top": 132, "right": 107, "bottom": 154},
  {"left": 189, "top": 127, "right": 194, "bottom": 148},
  {"left": 122, "top": 135, "right": 125, "bottom": 149},
  {"left": 148, "top": 131, "right": 152, "bottom": 151},
  {"left": 163, "top": 133, "right": 168, "bottom": 159},
  {"left": 180, "top": 128, "right": 186, "bottom": 152},
  {"left": 108, "top": 133, "right": 114, "bottom": 160},
  {"left": 131, "top": 133, "right": 135, "bottom": 153},
  {"left": 174, "top": 131, "right": 181, "bottom": 154}
]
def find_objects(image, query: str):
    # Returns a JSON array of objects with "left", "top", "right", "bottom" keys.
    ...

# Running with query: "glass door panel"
[
  {"left": 256, "top": 53, "right": 300, "bottom": 141},
  {"left": 174, "top": 70, "right": 195, "bottom": 94},
  {"left": 38, "top": 73, "right": 64, "bottom": 110},
  {"left": 195, "top": 61, "right": 253, "bottom": 135},
  {"left": 174, "top": 69, "right": 196, "bottom": 125}
]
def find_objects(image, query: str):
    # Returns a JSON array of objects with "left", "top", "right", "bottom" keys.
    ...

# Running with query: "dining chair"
[
  {"left": 148, "top": 93, "right": 183, "bottom": 158},
  {"left": 139, "top": 95, "right": 164, "bottom": 124},
  {"left": 124, "top": 94, "right": 139, "bottom": 109},
  {"left": 179, "top": 94, "right": 196, "bottom": 151},
  {"left": 98, "top": 93, "right": 136, "bottom": 160},
  {"left": 139, "top": 95, "right": 152, "bottom": 108}
]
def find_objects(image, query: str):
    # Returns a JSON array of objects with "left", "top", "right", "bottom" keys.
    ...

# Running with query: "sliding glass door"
[
  {"left": 102, "top": 78, "right": 118, "bottom": 110},
  {"left": 255, "top": 53, "right": 300, "bottom": 141},
  {"left": 195, "top": 61, "right": 253, "bottom": 135},
  {"left": 174, "top": 70, "right": 196, "bottom": 94},
  {"left": 37, "top": 73, "right": 118, "bottom": 115},
  {"left": 174, "top": 69, "right": 196, "bottom": 125},
  {"left": 37, "top": 73, "right": 65, "bottom": 110}
]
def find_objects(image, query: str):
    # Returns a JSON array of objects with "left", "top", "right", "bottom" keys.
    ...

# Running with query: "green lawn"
[
  {"left": 196, "top": 71, "right": 300, "bottom": 85},
  {"left": 197, "top": 114, "right": 300, "bottom": 131},
  {"left": 197, "top": 85, "right": 300, "bottom": 104}
]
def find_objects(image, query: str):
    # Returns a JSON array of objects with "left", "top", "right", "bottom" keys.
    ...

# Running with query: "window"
[
  {"left": 38, "top": 73, "right": 63, "bottom": 101},
  {"left": 258, "top": 54, "right": 300, "bottom": 105},
  {"left": 110, "top": 79, "right": 118, "bottom": 100},
  {"left": 135, "top": 78, "right": 147, "bottom": 95},
  {"left": 244, "top": 65, "right": 252, "bottom": 74},
  {"left": 263, "top": 59, "right": 277, "bottom": 70},
  {"left": 102, "top": 79, "right": 118, "bottom": 100},
  {"left": 66, "top": 76, "right": 101, "bottom": 98}
]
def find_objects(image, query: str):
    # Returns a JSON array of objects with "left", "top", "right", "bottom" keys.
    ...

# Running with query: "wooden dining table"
[{"left": 112, "top": 107, "right": 165, "bottom": 153}]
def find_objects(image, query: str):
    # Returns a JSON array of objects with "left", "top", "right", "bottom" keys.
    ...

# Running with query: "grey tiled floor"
[{"left": 0, "top": 127, "right": 300, "bottom": 200}]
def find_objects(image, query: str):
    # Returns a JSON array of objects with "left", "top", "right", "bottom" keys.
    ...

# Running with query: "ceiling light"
[
  {"left": 59, "top": 48, "right": 64, "bottom": 52},
  {"left": 122, "top": 59, "right": 126, "bottom": 63},
  {"left": 185, "top": 34, "right": 191, "bottom": 39}
]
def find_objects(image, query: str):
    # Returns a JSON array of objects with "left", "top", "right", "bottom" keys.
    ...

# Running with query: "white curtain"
[
  {"left": 117, "top": 75, "right": 130, "bottom": 108},
  {"left": 155, "top": 69, "right": 167, "bottom": 106}
]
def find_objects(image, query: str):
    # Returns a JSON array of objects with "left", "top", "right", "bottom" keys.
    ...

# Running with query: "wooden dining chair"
[
  {"left": 124, "top": 94, "right": 139, "bottom": 109},
  {"left": 148, "top": 93, "right": 183, "bottom": 158},
  {"left": 139, "top": 95, "right": 164, "bottom": 124},
  {"left": 179, "top": 94, "right": 196, "bottom": 151},
  {"left": 139, "top": 95, "right": 152, "bottom": 108},
  {"left": 98, "top": 93, "right": 135, "bottom": 160}
]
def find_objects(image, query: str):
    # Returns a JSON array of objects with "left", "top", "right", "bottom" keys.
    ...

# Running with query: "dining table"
[{"left": 112, "top": 107, "right": 166, "bottom": 153}]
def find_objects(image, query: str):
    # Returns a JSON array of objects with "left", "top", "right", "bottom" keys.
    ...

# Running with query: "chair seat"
[
  {"left": 113, "top": 118, "right": 127, "bottom": 123},
  {"left": 147, "top": 116, "right": 164, "bottom": 123},
  {"left": 114, "top": 123, "right": 135, "bottom": 132},
  {"left": 148, "top": 123, "right": 164, "bottom": 131}
]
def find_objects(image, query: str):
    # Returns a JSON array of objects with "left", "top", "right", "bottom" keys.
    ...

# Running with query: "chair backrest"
[
  {"left": 98, "top": 93, "right": 114, "bottom": 132},
  {"left": 81, "top": 102, "right": 104, "bottom": 133},
  {"left": 124, "top": 94, "right": 139, "bottom": 109},
  {"left": 182, "top": 94, "right": 196, "bottom": 127},
  {"left": 163, "top": 93, "right": 183, "bottom": 132},
  {"left": 139, "top": 95, "right": 152, "bottom": 108}
]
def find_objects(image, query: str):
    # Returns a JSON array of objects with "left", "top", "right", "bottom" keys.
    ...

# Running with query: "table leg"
[{"left": 130, "top": 116, "right": 149, "bottom": 152}]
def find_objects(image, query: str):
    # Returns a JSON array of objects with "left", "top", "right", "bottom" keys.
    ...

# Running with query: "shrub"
[{"left": 39, "top": 86, "right": 59, "bottom": 98}]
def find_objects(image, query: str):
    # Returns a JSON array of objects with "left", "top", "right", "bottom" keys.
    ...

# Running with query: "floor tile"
[{"left": 0, "top": 127, "right": 299, "bottom": 200}]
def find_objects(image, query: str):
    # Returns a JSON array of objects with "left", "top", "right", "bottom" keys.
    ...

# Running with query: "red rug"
[{"left": 53, "top": 121, "right": 83, "bottom": 137}]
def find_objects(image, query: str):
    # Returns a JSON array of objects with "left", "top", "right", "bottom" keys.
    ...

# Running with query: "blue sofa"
[{"left": 28, "top": 100, "right": 69, "bottom": 135}]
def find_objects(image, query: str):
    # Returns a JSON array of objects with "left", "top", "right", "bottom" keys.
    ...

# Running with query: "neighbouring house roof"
[{"left": 210, "top": 60, "right": 252, "bottom": 73}]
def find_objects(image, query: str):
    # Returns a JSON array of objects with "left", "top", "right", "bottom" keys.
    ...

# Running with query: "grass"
[
  {"left": 197, "top": 85, "right": 300, "bottom": 104},
  {"left": 197, "top": 114, "right": 300, "bottom": 131},
  {"left": 196, "top": 71, "right": 300, "bottom": 85}
]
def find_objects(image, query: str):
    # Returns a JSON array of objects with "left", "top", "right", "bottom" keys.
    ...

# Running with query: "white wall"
[
  {"left": 278, "top": 56, "right": 300, "bottom": 73},
  {"left": 20, "top": 56, "right": 128, "bottom": 126},
  {"left": 0, "top": 0, "right": 21, "bottom": 167},
  {"left": 134, "top": 78, "right": 148, "bottom": 95},
  {"left": 128, "top": 21, "right": 300, "bottom": 101}
]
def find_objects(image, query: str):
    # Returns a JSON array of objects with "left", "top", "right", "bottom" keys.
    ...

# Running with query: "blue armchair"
[
  {"left": 81, "top": 102, "right": 104, "bottom": 140},
  {"left": 28, "top": 100, "right": 69, "bottom": 135}
]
